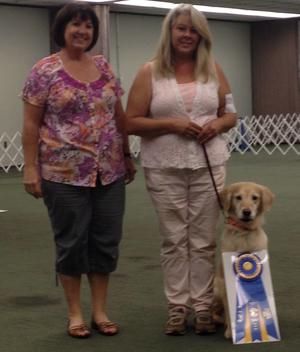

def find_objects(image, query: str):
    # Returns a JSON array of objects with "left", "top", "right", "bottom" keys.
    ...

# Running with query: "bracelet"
[{"left": 124, "top": 152, "right": 132, "bottom": 159}]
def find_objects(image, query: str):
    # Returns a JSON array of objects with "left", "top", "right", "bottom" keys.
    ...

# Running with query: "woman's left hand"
[
  {"left": 197, "top": 119, "right": 222, "bottom": 144},
  {"left": 124, "top": 157, "right": 136, "bottom": 184}
]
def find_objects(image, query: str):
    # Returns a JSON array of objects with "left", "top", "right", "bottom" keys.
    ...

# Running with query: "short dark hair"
[{"left": 52, "top": 2, "right": 99, "bottom": 52}]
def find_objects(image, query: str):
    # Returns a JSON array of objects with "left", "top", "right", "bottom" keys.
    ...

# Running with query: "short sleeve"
[
  {"left": 22, "top": 60, "right": 51, "bottom": 107},
  {"left": 114, "top": 76, "right": 124, "bottom": 98},
  {"left": 94, "top": 55, "right": 124, "bottom": 98}
]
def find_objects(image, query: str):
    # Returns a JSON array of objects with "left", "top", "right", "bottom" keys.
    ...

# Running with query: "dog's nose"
[{"left": 242, "top": 209, "right": 251, "bottom": 218}]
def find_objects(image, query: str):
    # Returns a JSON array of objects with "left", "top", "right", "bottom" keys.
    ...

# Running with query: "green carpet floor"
[{"left": 0, "top": 151, "right": 299, "bottom": 352}]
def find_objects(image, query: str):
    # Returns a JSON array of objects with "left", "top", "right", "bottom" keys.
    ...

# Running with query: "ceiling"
[{"left": 1, "top": 0, "right": 300, "bottom": 21}]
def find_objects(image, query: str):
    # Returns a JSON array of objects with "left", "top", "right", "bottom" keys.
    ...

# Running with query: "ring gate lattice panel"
[{"left": 1, "top": 114, "right": 299, "bottom": 173}]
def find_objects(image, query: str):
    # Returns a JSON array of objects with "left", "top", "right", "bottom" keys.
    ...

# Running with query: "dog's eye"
[
  {"left": 235, "top": 195, "right": 242, "bottom": 201},
  {"left": 252, "top": 195, "right": 259, "bottom": 201}
]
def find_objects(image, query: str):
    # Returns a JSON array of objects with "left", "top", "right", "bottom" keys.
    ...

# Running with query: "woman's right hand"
[
  {"left": 172, "top": 119, "right": 203, "bottom": 138},
  {"left": 23, "top": 165, "right": 43, "bottom": 199}
]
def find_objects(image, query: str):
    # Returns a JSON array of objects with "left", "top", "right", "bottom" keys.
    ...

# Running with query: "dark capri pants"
[{"left": 41, "top": 177, "right": 125, "bottom": 275}]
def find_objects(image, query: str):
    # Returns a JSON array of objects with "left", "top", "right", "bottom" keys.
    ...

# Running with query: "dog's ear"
[
  {"left": 220, "top": 186, "right": 232, "bottom": 213},
  {"left": 260, "top": 185, "right": 275, "bottom": 212}
]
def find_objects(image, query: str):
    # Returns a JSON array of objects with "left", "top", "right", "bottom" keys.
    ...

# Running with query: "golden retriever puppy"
[{"left": 213, "top": 182, "right": 274, "bottom": 339}]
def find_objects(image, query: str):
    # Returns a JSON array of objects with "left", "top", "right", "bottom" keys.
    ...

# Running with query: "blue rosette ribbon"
[{"left": 234, "top": 253, "right": 279, "bottom": 343}]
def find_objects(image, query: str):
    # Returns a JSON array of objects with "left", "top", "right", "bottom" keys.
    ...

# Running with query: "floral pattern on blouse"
[{"left": 22, "top": 53, "right": 126, "bottom": 187}]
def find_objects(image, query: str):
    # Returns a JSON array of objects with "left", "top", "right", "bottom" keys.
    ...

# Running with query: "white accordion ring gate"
[{"left": 1, "top": 114, "right": 300, "bottom": 173}]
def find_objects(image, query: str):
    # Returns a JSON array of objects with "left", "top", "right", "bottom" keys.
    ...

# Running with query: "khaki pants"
[{"left": 144, "top": 166, "right": 225, "bottom": 312}]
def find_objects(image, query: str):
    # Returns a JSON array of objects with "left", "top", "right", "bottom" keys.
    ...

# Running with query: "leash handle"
[{"left": 202, "top": 144, "right": 224, "bottom": 212}]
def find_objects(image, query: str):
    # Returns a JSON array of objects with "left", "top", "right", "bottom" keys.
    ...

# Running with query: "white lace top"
[{"left": 140, "top": 73, "right": 230, "bottom": 169}]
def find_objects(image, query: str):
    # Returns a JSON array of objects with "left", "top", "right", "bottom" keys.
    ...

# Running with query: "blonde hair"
[{"left": 153, "top": 4, "right": 217, "bottom": 82}]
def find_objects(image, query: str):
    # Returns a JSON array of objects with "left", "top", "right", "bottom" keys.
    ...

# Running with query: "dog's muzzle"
[{"left": 240, "top": 209, "right": 253, "bottom": 222}]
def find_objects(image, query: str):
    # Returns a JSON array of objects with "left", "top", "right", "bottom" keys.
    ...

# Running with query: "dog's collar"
[{"left": 225, "top": 217, "right": 253, "bottom": 231}]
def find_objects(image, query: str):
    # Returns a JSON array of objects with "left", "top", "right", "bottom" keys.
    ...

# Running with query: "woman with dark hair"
[{"left": 22, "top": 2, "right": 135, "bottom": 338}]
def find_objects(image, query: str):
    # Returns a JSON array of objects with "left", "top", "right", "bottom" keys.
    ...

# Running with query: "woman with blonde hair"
[{"left": 126, "top": 4, "right": 237, "bottom": 335}]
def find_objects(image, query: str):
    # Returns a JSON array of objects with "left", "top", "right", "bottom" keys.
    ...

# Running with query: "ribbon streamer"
[{"left": 234, "top": 253, "right": 279, "bottom": 343}]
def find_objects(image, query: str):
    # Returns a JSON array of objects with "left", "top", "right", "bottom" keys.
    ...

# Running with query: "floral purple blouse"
[{"left": 22, "top": 53, "right": 126, "bottom": 187}]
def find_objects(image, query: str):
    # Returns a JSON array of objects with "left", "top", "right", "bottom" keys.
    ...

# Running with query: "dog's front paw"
[
  {"left": 212, "top": 312, "right": 224, "bottom": 325},
  {"left": 224, "top": 327, "right": 232, "bottom": 339}
]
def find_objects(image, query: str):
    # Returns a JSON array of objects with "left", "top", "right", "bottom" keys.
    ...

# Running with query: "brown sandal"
[
  {"left": 91, "top": 320, "right": 119, "bottom": 336},
  {"left": 67, "top": 322, "right": 91, "bottom": 339}
]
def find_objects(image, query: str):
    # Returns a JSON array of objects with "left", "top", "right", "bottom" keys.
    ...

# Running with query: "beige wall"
[
  {"left": 211, "top": 21, "right": 252, "bottom": 117},
  {"left": 0, "top": 6, "right": 49, "bottom": 135},
  {"left": 0, "top": 5, "right": 252, "bottom": 138},
  {"left": 110, "top": 13, "right": 252, "bottom": 117}
]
